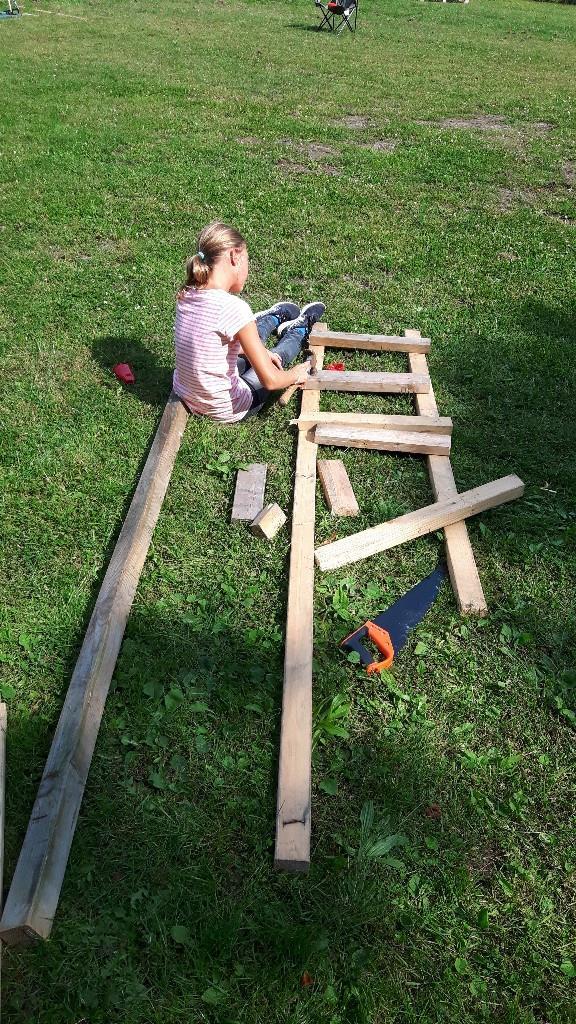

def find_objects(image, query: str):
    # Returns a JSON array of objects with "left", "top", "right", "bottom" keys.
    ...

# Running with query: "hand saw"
[{"left": 341, "top": 562, "right": 447, "bottom": 673}]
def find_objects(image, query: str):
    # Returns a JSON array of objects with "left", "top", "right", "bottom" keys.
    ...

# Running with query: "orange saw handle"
[{"left": 365, "top": 622, "right": 395, "bottom": 674}]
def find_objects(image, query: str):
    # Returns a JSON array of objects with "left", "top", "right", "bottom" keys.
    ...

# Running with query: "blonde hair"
[{"left": 184, "top": 221, "right": 246, "bottom": 288}]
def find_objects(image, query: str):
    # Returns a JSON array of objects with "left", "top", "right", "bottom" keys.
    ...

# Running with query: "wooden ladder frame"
[{"left": 274, "top": 326, "right": 486, "bottom": 873}]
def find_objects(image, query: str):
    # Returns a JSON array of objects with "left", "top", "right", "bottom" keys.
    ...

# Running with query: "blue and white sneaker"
[
  {"left": 277, "top": 301, "right": 326, "bottom": 339},
  {"left": 254, "top": 301, "right": 300, "bottom": 326}
]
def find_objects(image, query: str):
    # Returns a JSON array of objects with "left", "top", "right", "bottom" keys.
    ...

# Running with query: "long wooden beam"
[
  {"left": 315, "top": 475, "right": 524, "bottom": 572},
  {"left": 303, "top": 370, "right": 430, "bottom": 394},
  {"left": 405, "top": 331, "right": 488, "bottom": 615},
  {"left": 275, "top": 332, "right": 326, "bottom": 872},
  {"left": 292, "top": 412, "right": 453, "bottom": 433},
  {"left": 314, "top": 424, "right": 451, "bottom": 456},
  {"left": 308, "top": 329, "right": 431, "bottom": 354},
  {"left": 0, "top": 393, "right": 189, "bottom": 945}
]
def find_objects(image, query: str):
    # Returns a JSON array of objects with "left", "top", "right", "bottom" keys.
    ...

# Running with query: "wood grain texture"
[
  {"left": 307, "top": 329, "right": 431, "bottom": 353},
  {"left": 0, "top": 703, "right": 6, "bottom": 916},
  {"left": 0, "top": 393, "right": 189, "bottom": 945},
  {"left": 231, "top": 463, "right": 267, "bottom": 521},
  {"left": 303, "top": 370, "right": 430, "bottom": 394},
  {"left": 406, "top": 331, "right": 488, "bottom": 615},
  {"left": 274, "top": 333, "right": 326, "bottom": 873},
  {"left": 315, "top": 475, "right": 525, "bottom": 571},
  {"left": 315, "top": 425, "right": 451, "bottom": 456},
  {"left": 317, "top": 460, "right": 360, "bottom": 516},
  {"left": 250, "top": 502, "right": 286, "bottom": 540},
  {"left": 293, "top": 412, "right": 453, "bottom": 433}
]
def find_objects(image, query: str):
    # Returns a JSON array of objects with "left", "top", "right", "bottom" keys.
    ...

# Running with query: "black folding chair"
[{"left": 315, "top": 0, "right": 358, "bottom": 34}]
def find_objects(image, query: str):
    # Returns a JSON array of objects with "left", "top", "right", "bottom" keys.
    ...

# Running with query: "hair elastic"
[{"left": 197, "top": 250, "right": 205, "bottom": 261}]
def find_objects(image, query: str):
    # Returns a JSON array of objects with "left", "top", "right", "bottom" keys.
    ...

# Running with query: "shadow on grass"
[
  {"left": 91, "top": 334, "right": 173, "bottom": 408},
  {"left": 3, "top": 588, "right": 574, "bottom": 1022}
]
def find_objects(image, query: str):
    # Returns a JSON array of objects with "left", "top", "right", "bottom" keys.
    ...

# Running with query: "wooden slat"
[
  {"left": 308, "top": 329, "right": 431, "bottom": 353},
  {"left": 406, "top": 331, "right": 488, "bottom": 615},
  {"left": 317, "top": 460, "right": 360, "bottom": 516},
  {"left": 293, "top": 412, "right": 453, "bottom": 433},
  {"left": 315, "top": 425, "right": 451, "bottom": 456},
  {"left": 231, "top": 463, "right": 267, "bottom": 521},
  {"left": 315, "top": 475, "right": 524, "bottom": 572},
  {"left": 0, "top": 703, "right": 6, "bottom": 916},
  {"left": 0, "top": 393, "right": 189, "bottom": 945},
  {"left": 275, "top": 332, "right": 326, "bottom": 872},
  {"left": 303, "top": 371, "right": 430, "bottom": 394}
]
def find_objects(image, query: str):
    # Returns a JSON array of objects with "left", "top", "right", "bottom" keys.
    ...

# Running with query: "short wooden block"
[
  {"left": 317, "top": 460, "right": 359, "bottom": 516},
  {"left": 231, "top": 463, "right": 267, "bottom": 521},
  {"left": 315, "top": 425, "right": 451, "bottom": 456},
  {"left": 250, "top": 503, "right": 287, "bottom": 540}
]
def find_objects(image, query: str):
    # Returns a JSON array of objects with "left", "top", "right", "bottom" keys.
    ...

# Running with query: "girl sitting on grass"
[{"left": 173, "top": 221, "right": 325, "bottom": 423}]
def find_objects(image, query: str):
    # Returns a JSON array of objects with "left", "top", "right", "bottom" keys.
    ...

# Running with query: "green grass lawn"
[{"left": 1, "top": 0, "right": 575, "bottom": 1020}]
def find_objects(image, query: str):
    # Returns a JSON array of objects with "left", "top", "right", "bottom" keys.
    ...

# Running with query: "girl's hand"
[
  {"left": 292, "top": 360, "right": 311, "bottom": 386},
  {"left": 269, "top": 352, "right": 283, "bottom": 370}
]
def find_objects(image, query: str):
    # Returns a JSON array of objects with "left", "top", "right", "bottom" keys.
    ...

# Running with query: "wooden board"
[
  {"left": 308, "top": 329, "right": 431, "bottom": 353},
  {"left": 231, "top": 463, "right": 267, "bottom": 521},
  {"left": 317, "top": 460, "right": 360, "bottom": 516},
  {"left": 0, "top": 393, "right": 189, "bottom": 945},
  {"left": 274, "top": 333, "right": 326, "bottom": 872},
  {"left": 315, "top": 475, "right": 524, "bottom": 571},
  {"left": 406, "top": 331, "right": 488, "bottom": 615},
  {"left": 293, "top": 412, "right": 453, "bottom": 433},
  {"left": 303, "top": 370, "right": 430, "bottom": 394},
  {"left": 315, "top": 424, "right": 451, "bottom": 456},
  {"left": 0, "top": 703, "right": 6, "bottom": 915}
]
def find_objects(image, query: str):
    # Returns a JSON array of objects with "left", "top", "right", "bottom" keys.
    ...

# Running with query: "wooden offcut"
[
  {"left": 405, "top": 330, "right": 488, "bottom": 615},
  {"left": 308, "top": 329, "right": 431, "bottom": 353},
  {"left": 303, "top": 370, "right": 430, "bottom": 394},
  {"left": 231, "top": 463, "right": 267, "bottom": 521},
  {"left": 317, "top": 460, "right": 359, "bottom": 516},
  {"left": 315, "top": 475, "right": 524, "bottom": 571},
  {"left": 315, "top": 424, "right": 451, "bottom": 456},
  {"left": 275, "top": 331, "right": 327, "bottom": 873},
  {"left": 250, "top": 502, "right": 287, "bottom": 540},
  {"left": 293, "top": 412, "right": 453, "bottom": 433},
  {"left": 0, "top": 392, "right": 189, "bottom": 945}
]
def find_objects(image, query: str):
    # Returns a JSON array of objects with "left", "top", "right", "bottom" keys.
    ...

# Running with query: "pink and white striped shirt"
[{"left": 173, "top": 288, "right": 255, "bottom": 423}]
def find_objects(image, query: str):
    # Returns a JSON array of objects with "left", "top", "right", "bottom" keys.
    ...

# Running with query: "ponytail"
[{"left": 183, "top": 221, "right": 246, "bottom": 289}]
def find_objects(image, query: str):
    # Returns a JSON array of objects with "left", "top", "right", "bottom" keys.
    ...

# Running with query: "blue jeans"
[{"left": 237, "top": 313, "right": 306, "bottom": 417}]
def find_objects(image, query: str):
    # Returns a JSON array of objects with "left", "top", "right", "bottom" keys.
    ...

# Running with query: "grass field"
[{"left": 1, "top": 0, "right": 575, "bottom": 1020}]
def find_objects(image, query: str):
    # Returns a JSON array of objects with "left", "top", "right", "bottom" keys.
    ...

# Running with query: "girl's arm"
[{"left": 235, "top": 322, "right": 310, "bottom": 390}]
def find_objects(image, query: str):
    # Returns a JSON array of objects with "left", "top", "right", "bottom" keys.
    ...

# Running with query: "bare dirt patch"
[
  {"left": 337, "top": 114, "right": 372, "bottom": 129},
  {"left": 497, "top": 188, "right": 516, "bottom": 212},
  {"left": 497, "top": 251, "right": 519, "bottom": 261},
  {"left": 357, "top": 139, "right": 399, "bottom": 153},
  {"left": 236, "top": 136, "right": 262, "bottom": 145},
  {"left": 436, "top": 115, "right": 513, "bottom": 131},
  {"left": 466, "top": 842, "right": 503, "bottom": 881},
  {"left": 562, "top": 161, "right": 575, "bottom": 186},
  {"left": 276, "top": 159, "right": 312, "bottom": 175},
  {"left": 303, "top": 143, "right": 338, "bottom": 160}
]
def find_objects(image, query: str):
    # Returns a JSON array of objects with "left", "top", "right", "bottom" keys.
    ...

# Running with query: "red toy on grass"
[{"left": 113, "top": 363, "right": 135, "bottom": 384}]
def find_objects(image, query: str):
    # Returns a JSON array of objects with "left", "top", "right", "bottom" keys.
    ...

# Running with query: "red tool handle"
[{"left": 365, "top": 622, "right": 395, "bottom": 674}]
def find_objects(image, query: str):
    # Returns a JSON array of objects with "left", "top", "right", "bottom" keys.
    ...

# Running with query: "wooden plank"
[
  {"left": 308, "top": 329, "right": 431, "bottom": 353},
  {"left": 0, "top": 703, "right": 6, "bottom": 916},
  {"left": 303, "top": 371, "right": 430, "bottom": 394},
  {"left": 315, "top": 475, "right": 524, "bottom": 572},
  {"left": 315, "top": 425, "right": 451, "bottom": 456},
  {"left": 317, "top": 460, "right": 360, "bottom": 516},
  {"left": 0, "top": 393, "right": 189, "bottom": 945},
  {"left": 406, "top": 330, "right": 488, "bottom": 615},
  {"left": 275, "top": 331, "right": 326, "bottom": 872},
  {"left": 293, "top": 412, "right": 453, "bottom": 433},
  {"left": 231, "top": 463, "right": 267, "bottom": 521}
]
